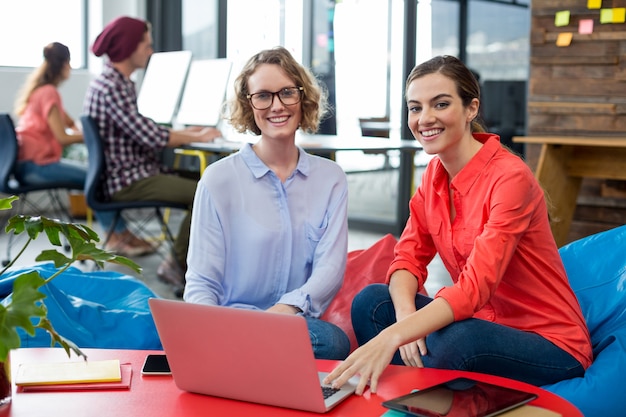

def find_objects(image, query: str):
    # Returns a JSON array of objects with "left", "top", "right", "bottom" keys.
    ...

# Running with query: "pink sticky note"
[{"left": 579, "top": 19, "right": 594, "bottom": 34}]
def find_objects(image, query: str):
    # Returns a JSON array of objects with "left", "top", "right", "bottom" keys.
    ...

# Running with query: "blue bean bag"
[
  {"left": 542, "top": 225, "right": 626, "bottom": 417},
  {"left": 0, "top": 263, "right": 162, "bottom": 350}
]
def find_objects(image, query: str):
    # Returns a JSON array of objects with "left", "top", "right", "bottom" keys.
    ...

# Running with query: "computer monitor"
[
  {"left": 175, "top": 58, "right": 233, "bottom": 127},
  {"left": 137, "top": 50, "right": 193, "bottom": 125}
]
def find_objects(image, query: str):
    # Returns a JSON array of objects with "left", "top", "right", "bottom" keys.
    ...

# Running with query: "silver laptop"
[{"left": 148, "top": 298, "right": 358, "bottom": 413}]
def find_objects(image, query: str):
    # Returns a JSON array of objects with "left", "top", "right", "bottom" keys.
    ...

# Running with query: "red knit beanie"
[{"left": 91, "top": 16, "right": 147, "bottom": 62}]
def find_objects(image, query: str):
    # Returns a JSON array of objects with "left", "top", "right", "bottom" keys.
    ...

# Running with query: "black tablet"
[{"left": 382, "top": 377, "right": 537, "bottom": 417}]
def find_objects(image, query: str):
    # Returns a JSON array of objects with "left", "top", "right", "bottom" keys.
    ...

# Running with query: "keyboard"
[{"left": 321, "top": 385, "right": 340, "bottom": 399}]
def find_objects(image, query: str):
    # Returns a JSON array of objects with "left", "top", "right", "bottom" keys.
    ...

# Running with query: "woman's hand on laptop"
[{"left": 323, "top": 332, "right": 397, "bottom": 395}]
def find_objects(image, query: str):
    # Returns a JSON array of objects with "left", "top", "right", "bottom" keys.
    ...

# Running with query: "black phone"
[
  {"left": 141, "top": 354, "right": 171, "bottom": 375},
  {"left": 382, "top": 377, "right": 537, "bottom": 417}
]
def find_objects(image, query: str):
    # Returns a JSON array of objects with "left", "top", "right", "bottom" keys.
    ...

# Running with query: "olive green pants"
[{"left": 111, "top": 174, "right": 197, "bottom": 267}]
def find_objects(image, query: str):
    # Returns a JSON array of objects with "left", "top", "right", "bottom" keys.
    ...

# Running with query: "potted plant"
[{"left": 0, "top": 195, "right": 141, "bottom": 407}]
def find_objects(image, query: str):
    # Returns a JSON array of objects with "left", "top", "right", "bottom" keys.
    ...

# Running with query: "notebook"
[{"left": 148, "top": 298, "right": 358, "bottom": 413}]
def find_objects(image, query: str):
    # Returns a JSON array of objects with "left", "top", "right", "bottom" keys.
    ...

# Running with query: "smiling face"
[
  {"left": 406, "top": 72, "right": 479, "bottom": 158},
  {"left": 247, "top": 63, "right": 302, "bottom": 142}
]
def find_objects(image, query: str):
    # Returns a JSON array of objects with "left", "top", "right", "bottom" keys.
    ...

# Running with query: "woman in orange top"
[
  {"left": 14, "top": 42, "right": 152, "bottom": 257},
  {"left": 325, "top": 55, "right": 592, "bottom": 395}
]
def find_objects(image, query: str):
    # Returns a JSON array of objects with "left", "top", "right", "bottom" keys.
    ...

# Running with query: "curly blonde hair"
[{"left": 226, "top": 46, "right": 328, "bottom": 135}]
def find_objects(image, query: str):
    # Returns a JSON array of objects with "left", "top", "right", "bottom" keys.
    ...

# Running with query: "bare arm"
[
  {"left": 323, "top": 296, "right": 454, "bottom": 395},
  {"left": 389, "top": 270, "right": 420, "bottom": 318},
  {"left": 47, "top": 105, "right": 83, "bottom": 146},
  {"left": 62, "top": 111, "right": 77, "bottom": 130},
  {"left": 388, "top": 269, "right": 430, "bottom": 367},
  {"left": 167, "top": 126, "right": 222, "bottom": 147}
]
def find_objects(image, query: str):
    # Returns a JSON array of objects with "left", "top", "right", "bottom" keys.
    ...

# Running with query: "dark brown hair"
[{"left": 14, "top": 42, "right": 70, "bottom": 115}]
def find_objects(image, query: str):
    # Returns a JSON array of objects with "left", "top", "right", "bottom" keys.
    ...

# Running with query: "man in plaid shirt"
[{"left": 84, "top": 16, "right": 221, "bottom": 292}]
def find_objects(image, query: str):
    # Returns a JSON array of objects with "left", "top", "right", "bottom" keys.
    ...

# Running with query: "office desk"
[
  {"left": 513, "top": 135, "right": 626, "bottom": 246},
  {"left": 180, "top": 134, "right": 423, "bottom": 236},
  {"left": 5, "top": 348, "right": 580, "bottom": 417}
]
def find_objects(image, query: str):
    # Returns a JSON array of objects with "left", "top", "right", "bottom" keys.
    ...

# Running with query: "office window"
[
  {"left": 334, "top": 0, "right": 396, "bottom": 134},
  {"left": 226, "top": 0, "right": 303, "bottom": 68},
  {"left": 466, "top": 0, "right": 530, "bottom": 81},
  {"left": 183, "top": 0, "right": 303, "bottom": 71},
  {"left": 182, "top": 0, "right": 219, "bottom": 59},
  {"left": 0, "top": 0, "right": 86, "bottom": 68},
  {"left": 430, "top": 0, "right": 460, "bottom": 59}
]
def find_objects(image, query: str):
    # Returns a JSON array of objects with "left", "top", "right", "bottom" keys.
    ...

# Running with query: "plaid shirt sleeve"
[{"left": 84, "top": 64, "right": 170, "bottom": 197}]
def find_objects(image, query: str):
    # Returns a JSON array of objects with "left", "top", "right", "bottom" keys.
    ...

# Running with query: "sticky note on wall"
[
  {"left": 556, "top": 32, "right": 573, "bottom": 47},
  {"left": 579, "top": 19, "right": 594, "bottom": 34},
  {"left": 613, "top": 8, "right": 626, "bottom": 23},
  {"left": 600, "top": 8, "right": 613, "bottom": 23},
  {"left": 588, "top": 0, "right": 602, "bottom": 9},
  {"left": 555, "top": 10, "right": 571, "bottom": 26}
]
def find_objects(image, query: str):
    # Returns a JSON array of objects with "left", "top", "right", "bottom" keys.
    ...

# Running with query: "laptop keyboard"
[{"left": 321, "top": 386, "right": 340, "bottom": 399}]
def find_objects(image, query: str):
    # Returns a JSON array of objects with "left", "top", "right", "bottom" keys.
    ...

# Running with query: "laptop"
[{"left": 148, "top": 298, "right": 358, "bottom": 413}]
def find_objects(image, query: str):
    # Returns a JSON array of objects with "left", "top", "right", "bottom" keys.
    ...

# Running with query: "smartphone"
[
  {"left": 382, "top": 377, "right": 537, "bottom": 417},
  {"left": 141, "top": 354, "right": 171, "bottom": 375}
]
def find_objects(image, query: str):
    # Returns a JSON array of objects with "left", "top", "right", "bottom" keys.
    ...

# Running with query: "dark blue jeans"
[
  {"left": 15, "top": 160, "right": 126, "bottom": 233},
  {"left": 305, "top": 317, "right": 350, "bottom": 360},
  {"left": 351, "top": 284, "right": 585, "bottom": 386}
]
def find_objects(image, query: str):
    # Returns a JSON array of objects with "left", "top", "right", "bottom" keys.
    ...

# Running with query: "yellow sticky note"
[
  {"left": 613, "top": 7, "right": 625, "bottom": 23},
  {"left": 556, "top": 32, "right": 573, "bottom": 47},
  {"left": 600, "top": 8, "right": 613, "bottom": 23},
  {"left": 588, "top": 0, "right": 602, "bottom": 9},
  {"left": 555, "top": 10, "right": 571, "bottom": 27},
  {"left": 579, "top": 19, "right": 594, "bottom": 34}
]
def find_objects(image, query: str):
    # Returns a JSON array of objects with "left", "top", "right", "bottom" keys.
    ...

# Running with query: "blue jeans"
[
  {"left": 305, "top": 317, "right": 350, "bottom": 360},
  {"left": 15, "top": 160, "right": 125, "bottom": 233},
  {"left": 351, "top": 284, "right": 585, "bottom": 386}
]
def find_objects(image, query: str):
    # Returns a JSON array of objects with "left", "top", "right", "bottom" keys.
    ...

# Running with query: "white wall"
[{"left": 0, "top": 0, "right": 146, "bottom": 119}]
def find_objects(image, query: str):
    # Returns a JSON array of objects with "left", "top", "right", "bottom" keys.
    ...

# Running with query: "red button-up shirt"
[{"left": 388, "top": 133, "right": 592, "bottom": 369}]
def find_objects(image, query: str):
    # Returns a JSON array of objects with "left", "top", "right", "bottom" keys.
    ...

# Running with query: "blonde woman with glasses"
[{"left": 184, "top": 47, "right": 351, "bottom": 360}]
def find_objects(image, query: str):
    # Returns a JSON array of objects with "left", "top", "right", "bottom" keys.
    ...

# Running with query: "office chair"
[
  {"left": 0, "top": 113, "right": 82, "bottom": 266},
  {"left": 81, "top": 115, "right": 187, "bottom": 264}
]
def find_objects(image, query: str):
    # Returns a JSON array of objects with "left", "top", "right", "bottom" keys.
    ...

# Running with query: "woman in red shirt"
[
  {"left": 14, "top": 42, "right": 153, "bottom": 257},
  {"left": 325, "top": 55, "right": 592, "bottom": 396}
]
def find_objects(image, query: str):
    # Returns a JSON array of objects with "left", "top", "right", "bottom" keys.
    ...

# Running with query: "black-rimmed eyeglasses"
[{"left": 246, "top": 87, "right": 304, "bottom": 110}]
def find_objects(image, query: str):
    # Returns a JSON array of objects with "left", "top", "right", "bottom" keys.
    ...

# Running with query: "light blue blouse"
[{"left": 184, "top": 143, "right": 349, "bottom": 318}]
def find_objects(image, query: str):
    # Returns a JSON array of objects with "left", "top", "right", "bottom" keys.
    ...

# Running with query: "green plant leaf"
[
  {"left": 0, "top": 195, "right": 18, "bottom": 211},
  {"left": 3, "top": 271, "right": 47, "bottom": 332},
  {"left": 0, "top": 196, "right": 143, "bottom": 363},
  {"left": 0, "top": 304, "right": 22, "bottom": 361},
  {"left": 36, "top": 317, "right": 86, "bottom": 360}
]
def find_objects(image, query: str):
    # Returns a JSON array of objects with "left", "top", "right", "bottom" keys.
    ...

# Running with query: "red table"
[{"left": 3, "top": 348, "right": 581, "bottom": 417}]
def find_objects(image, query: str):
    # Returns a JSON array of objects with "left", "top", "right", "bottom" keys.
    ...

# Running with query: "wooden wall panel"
[{"left": 529, "top": 0, "right": 626, "bottom": 241}]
